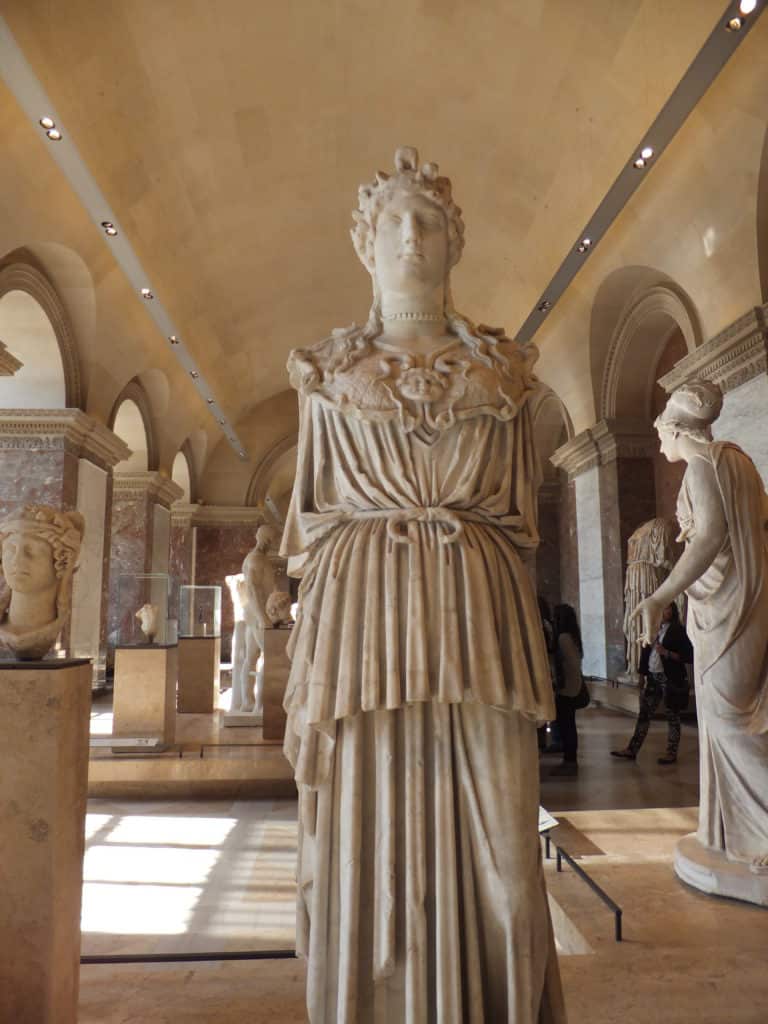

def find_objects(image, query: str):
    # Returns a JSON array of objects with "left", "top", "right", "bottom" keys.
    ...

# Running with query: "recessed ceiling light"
[
  {"left": 537, "top": 300, "right": 551, "bottom": 312},
  {"left": 727, "top": 16, "right": 743, "bottom": 30},
  {"left": 190, "top": 370, "right": 199, "bottom": 379},
  {"left": 39, "top": 116, "right": 55, "bottom": 129},
  {"left": 739, "top": 1, "right": 757, "bottom": 15},
  {"left": 218, "top": 419, "right": 225, "bottom": 426},
  {"left": 46, "top": 128, "right": 62, "bottom": 141},
  {"left": 141, "top": 288, "right": 153, "bottom": 299},
  {"left": 633, "top": 157, "right": 646, "bottom": 169},
  {"left": 105, "top": 226, "right": 118, "bottom": 236},
  {"left": 640, "top": 146, "right": 654, "bottom": 160},
  {"left": 207, "top": 398, "right": 214, "bottom": 405},
  {"left": 239, "top": 451, "right": 246, "bottom": 458},
  {"left": 168, "top": 335, "right": 179, "bottom": 345},
  {"left": 576, "top": 237, "right": 592, "bottom": 254}
]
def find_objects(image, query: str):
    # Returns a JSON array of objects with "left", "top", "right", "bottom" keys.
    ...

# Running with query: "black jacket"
[{"left": 638, "top": 621, "right": 693, "bottom": 688}]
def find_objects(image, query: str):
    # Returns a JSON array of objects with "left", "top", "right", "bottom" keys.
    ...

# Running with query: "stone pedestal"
[
  {"left": 177, "top": 636, "right": 221, "bottom": 714},
  {"left": 262, "top": 628, "right": 291, "bottom": 741},
  {"left": 113, "top": 645, "right": 177, "bottom": 745},
  {"left": 0, "top": 659, "right": 91, "bottom": 1023},
  {"left": 675, "top": 833, "right": 768, "bottom": 908}
]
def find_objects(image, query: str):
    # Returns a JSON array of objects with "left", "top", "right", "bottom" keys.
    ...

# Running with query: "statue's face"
[
  {"left": 1, "top": 531, "right": 57, "bottom": 593},
  {"left": 373, "top": 192, "right": 448, "bottom": 294},
  {"left": 657, "top": 424, "right": 682, "bottom": 463}
]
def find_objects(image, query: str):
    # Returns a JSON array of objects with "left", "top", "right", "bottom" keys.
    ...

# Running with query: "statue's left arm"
[{"left": 632, "top": 457, "right": 727, "bottom": 643}]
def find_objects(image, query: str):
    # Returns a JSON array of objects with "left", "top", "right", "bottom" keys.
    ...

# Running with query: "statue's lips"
[{"left": 399, "top": 250, "right": 424, "bottom": 262}]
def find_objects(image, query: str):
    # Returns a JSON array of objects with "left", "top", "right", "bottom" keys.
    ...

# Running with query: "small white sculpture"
[
  {"left": 238, "top": 524, "right": 278, "bottom": 714},
  {"left": 225, "top": 572, "right": 259, "bottom": 714},
  {"left": 135, "top": 603, "right": 159, "bottom": 643},
  {"left": 622, "top": 517, "right": 675, "bottom": 678},
  {"left": 633, "top": 380, "right": 768, "bottom": 897},
  {"left": 0, "top": 505, "right": 85, "bottom": 660},
  {"left": 266, "top": 589, "right": 294, "bottom": 627}
]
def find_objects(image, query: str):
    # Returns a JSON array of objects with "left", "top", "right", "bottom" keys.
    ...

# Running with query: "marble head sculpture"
[
  {"left": 633, "top": 378, "right": 768, "bottom": 899},
  {"left": 0, "top": 505, "right": 85, "bottom": 660},
  {"left": 280, "top": 148, "right": 566, "bottom": 1020}
]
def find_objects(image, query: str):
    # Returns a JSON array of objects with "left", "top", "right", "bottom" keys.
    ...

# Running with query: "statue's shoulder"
[
  {"left": 476, "top": 324, "right": 539, "bottom": 379},
  {"left": 287, "top": 324, "right": 367, "bottom": 393}
]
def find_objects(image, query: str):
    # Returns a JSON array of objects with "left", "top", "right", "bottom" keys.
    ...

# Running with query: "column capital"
[
  {"left": 0, "top": 340, "right": 22, "bottom": 376},
  {"left": 659, "top": 303, "right": 768, "bottom": 395},
  {"left": 0, "top": 408, "right": 131, "bottom": 469},
  {"left": 113, "top": 471, "right": 184, "bottom": 508},
  {"left": 551, "top": 418, "right": 656, "bottom": 478}
]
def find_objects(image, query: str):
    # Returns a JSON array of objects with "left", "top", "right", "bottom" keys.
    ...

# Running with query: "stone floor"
[{"left": 77, "top": 708, "right": 768, "bottom": 1023}]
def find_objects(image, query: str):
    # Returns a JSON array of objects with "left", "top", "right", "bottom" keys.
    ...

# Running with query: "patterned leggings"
[{"left": 627, "top": 676, "right": 682, "bottom": 756}]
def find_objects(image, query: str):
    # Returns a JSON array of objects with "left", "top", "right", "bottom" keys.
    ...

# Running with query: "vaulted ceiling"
[{"left": 2, "top": 0, "right": 729, "bottom": 429}]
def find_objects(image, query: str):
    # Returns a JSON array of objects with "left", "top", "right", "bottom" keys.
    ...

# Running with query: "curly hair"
[{"left": 0, "top": 505, "right": 85, "bottom": 579}]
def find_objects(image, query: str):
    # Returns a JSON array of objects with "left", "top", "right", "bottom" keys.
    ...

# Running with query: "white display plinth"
[
  {"left": 113, "top": 644, "right": 177, "bottom": 745},
  {"left": 0, "top": 658, "right": 91, "bottom": 1023}
]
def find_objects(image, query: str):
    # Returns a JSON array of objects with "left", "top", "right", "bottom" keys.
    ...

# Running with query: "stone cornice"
[
  {"left": 171, "top": 502, "right": 201, "bottom": 528},
  {"left": 0, "top": 408, "right": 131, "bottom": 469},
  {"left": 551, "top": 418, "right": 656, "bottom": 478},
  {"left": 113, "top": 471, "right": 184, "bottom": 508},
  {"left": 190, "top": 505, "right": 266, "bottom": 528},
  {"left": 0, "top": 340, "right": 22, "bottom": 376},
  {"left": 659, "top": 303, "right": 768, "bottom": 395}
]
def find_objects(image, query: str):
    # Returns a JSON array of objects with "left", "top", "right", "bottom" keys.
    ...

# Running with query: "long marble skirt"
[{"left": 294, "top": 701, "right": 567, "bottom": 1023}]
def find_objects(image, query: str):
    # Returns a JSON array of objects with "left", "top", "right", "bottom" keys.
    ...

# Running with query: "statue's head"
[
  {"left": 655, "top": 379, "right": 723, "bottom": 456},
  {"left": 266, "top": 589, "right": 293, "bottom": 626},
  {"left": 255, "top": 523, "right": 278, "bottom": 552},
  {"left": 0, "top": 505, "right": 84, "bottom": 598},
  {"left": 351, "top": 147, "right": 465, "bottom": 298}
]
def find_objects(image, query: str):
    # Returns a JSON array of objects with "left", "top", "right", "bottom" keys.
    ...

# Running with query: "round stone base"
[{"left": 675, "top": 833, "right": 768, "bottom": 908}]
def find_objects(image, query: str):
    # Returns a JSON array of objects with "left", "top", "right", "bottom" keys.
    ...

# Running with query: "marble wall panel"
[
  {"left": 169, "top": 524, "right": 194, "bottom": 591},
  {"left": 195, "top": 524, "right": 260, "bottom": 660},
  {"left": 558, "top": 473, "right": 579, "bottom": 615},
  {"left": 0, "top": 447, "right": 78, "bottom": 519},
  {"left": 575, "top": 466, "right": 607, "bottom": 677},
  {"left": 714, "top": 374, "right": 768, "bottom": 486},
  {"left": 107, "top": 491, "right": 152, "bottom": 648},
  {"left": 70, "top": 459, "right": 108, "bottom": 675},
  {"left": 535, "top": 498, "right": 560, "bottom": 612}
]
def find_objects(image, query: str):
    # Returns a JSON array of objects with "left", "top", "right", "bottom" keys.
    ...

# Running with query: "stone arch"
[
  {"left": 108, "top": 379, "right": 158, "bottom": 472},
  {"left": 0, "top": 253, "right": 83, "bottom": 408},
  {"left": 246, "top": 433, "right": 298, "bottom": 521},
  {"left": 171, "top": 440, "right": 197, "bottom": 503},
  {"left": 592, "top": 268, "right": 702, "bottom": 422},
  {"left": 758, "top": 123, "right": 768, "bottom": 303}
]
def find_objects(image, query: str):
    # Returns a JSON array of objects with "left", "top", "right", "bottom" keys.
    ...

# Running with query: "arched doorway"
[{"left": 0, "top": 289, "right": 66, "bottom": 408}]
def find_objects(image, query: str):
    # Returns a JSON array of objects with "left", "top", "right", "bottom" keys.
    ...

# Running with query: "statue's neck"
[
  {"left": 380, "top": 283, "right": 447, "bottom": 340},
  {"left": 8, "top": 586, "right": 58, "bottom": 630}
]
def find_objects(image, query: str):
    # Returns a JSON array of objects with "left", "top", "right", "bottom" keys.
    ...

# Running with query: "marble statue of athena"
[{"left": 280, "top": 147, "right": 567, "bottom": 1022}]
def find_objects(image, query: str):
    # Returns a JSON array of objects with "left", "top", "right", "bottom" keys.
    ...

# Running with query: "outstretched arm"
[{"left": 631, "top": 458, "right": 727, "bottom": 643}]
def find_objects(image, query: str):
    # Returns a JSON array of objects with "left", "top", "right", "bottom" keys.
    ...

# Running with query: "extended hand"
[{"left": 630, "top": 597, "right": 664, "bottom": 646}]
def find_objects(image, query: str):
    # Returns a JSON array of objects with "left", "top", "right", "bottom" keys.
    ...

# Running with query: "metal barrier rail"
[{"left": 545, "top": 834, "right": 623, "bottom": 942}]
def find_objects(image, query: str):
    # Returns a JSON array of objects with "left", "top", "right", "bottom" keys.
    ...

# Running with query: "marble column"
[
  {"left": 107, "top": 472, "right": 184, "bottom": 648},
  {"left": 659, "top": 302, "right": 768, "bottom": 485},
  {"left": 552, "top": 419, "right": 657, "bottom": 679},
  {"left": 0, "top": 410, "right": 130, "bottom": 685}
]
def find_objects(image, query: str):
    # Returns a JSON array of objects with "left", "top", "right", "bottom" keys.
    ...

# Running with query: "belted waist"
[{"left": 347, "top": 506, "right": 494, "bottom": 546}]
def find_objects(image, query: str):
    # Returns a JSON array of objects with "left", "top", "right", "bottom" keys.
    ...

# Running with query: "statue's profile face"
[
  {"left": 373, "top": 192, "right": 448, "bottom": 293},
  {"left": 1, "top": 531, "right": 57, "bottom": 593},
  {"left": 657, "top": 423, "right": 682, "bottom": 464}
]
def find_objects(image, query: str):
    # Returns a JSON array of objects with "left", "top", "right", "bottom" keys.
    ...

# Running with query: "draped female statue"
[
  {"left": 281, "top": 147, "right": 566, "bottom": 1020},
  {"left": 633, "top": 380, "right": 768, "bottom": 904}
]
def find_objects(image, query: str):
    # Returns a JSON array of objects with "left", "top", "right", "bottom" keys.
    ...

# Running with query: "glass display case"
[
  {"left": 115, "top": 573, "right": 177, "bottom": 646},
  {"left": 179, "top": 585, "right": 222, "bottom": 638}
]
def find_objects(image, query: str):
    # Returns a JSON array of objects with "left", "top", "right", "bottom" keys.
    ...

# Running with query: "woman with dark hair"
[
  {"left": 551, "top": 603, "right": 584, "bottom": 777},
  {"left": 612, "top": 601, "right": 693, "bottom": 764}
]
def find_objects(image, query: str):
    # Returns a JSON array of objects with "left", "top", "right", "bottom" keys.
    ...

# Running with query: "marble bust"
[
  {"left": 632, "top": 379, "right": 768, "bottom": 902},
  {"left": 0, "top": 505, "right": 85, "bottom": 660},
  {"left": 135, "top": 603, "right": 159, "bottom": 643},
  {"left": 265, "top": 589, "right": 293, "bottom": 627},
  {"left": 280, "top": 148, "right": 566, "bottom": 1020}
]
